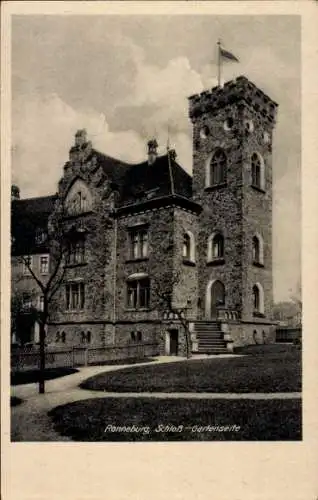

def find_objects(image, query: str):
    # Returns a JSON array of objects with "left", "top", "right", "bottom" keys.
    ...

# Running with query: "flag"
[{"left": 220, "top": 46, "right": 239, "bottom": 63}]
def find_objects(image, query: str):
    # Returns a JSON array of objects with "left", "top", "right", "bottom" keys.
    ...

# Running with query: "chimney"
[
  {"left": 11, "top": 185, "right": 20, "bottom": 201},
  {"left": 147, "top": 138, "right": 158, "bottom": 165}
]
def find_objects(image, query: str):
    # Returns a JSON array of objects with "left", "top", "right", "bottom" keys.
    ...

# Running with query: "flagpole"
[{"left": 217, "top": 39, "right": 221, "bottom": 87}]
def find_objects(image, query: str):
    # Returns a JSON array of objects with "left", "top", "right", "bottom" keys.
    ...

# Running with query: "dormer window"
[{"left": 35, "top": 230, "right": 47, "bottom": 245}]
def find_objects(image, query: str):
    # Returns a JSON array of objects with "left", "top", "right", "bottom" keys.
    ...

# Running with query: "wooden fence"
[{"left": 11, "top": 342, "right": 159, "bottom": 372}]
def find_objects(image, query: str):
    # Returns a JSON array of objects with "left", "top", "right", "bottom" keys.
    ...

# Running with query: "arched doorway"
[{"left": 206, "top": 280, "right": 225, "bottom": 319}]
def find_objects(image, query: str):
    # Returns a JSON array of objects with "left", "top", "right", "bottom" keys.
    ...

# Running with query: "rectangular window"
[
  {"left": 65, "top": 283, "right": 85, "bottom": 310},
  {"left": 67, "top": 240, "right": 85, "bottom": 265},
  {"left": 23, "top": 256, "right": 33, "bottom": 275},
  {"left": 128, "top": 229, "right": 148, "bottom": 260},
  {"left": 127, "top": 278, "right": 150, "bottom": 309},
  {"left": 40, "top": 255, "right": 49, "bottom": 274}
]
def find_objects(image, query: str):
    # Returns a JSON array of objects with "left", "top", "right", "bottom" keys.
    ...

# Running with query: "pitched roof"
[
  {"left": 92, "top": 150, "right": 131, "bottom": 188},
  {"left": 11, "top": 195, "right": 57, "bottom": 255},
  {"left": 119, "top": 153, "right": 192, "bottom": 206},
  {"left": 11, "top": 151, "right": 194, "bottom": 254}
]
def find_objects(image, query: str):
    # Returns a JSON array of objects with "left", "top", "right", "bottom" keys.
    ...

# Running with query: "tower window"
[
  {"left": 182, "top": 231, "right": 195, "bottom": 263},
  {"left": 252, "top": 283, "right": 265, "bottom": 316},
  {"left": 252, "top": 234, "right": 264, "bottom": 266},
  {"left": 208, "top": 149, "right": 227, "bottom": 186},
  {"left": 251, "top": 152, "right": 265, "bottom": 191},
  {"left": 263, "top": 131, "right": 270, "bottom": 144}
]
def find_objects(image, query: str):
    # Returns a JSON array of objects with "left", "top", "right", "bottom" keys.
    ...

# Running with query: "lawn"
[
  {"left": 11, "top": 367, "right": 79, "bottom": 386},
  {"left": 80, "top": 344, "right": 301, "bottom": 393},
  {"left": 49, "top": 397, "right": 302, "bottom": 441}
]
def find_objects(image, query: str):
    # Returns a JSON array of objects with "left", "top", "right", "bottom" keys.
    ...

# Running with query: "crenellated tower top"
[{"left": 188, "top": 76, "right": 278, "bottom": 126}]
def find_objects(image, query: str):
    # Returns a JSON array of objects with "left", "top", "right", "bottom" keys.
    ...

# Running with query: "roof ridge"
[
  {"left": 13, "top": 194, "right": 57, "bottom": 202},
  {"left": 92, "top": 148, "right": 131, "bottom": 167}
]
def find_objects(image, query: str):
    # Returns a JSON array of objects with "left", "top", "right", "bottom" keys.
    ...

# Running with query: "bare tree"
[
  {"left": 12, "top": 193, "right": 115, "bottom": 393},
  {"left": 13, "top": 201, "right": 68, "bottom": 393}
]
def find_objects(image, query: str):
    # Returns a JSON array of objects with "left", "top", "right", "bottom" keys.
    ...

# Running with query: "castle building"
[{"left": 11, "top": 76, "right": 278, "bottom": 355}]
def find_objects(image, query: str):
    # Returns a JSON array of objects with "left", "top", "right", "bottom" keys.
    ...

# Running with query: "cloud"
[
  {"left": 12, "top": 50, "right": 206, "bottom": 197},
  {"left": 11, "top": 18, "right": 301, "bottom": 302},
  {"left": 12, "top": 93, "right": 146, "bottom": 197}
]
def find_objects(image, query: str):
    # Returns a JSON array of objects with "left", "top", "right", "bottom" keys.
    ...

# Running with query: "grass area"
[
  {"left": 11, "top": 396, "right": 23, "bottom": 407},
  {"left": 11, "top": 367, "right": 79, "bottom": 386},
  {"left": 81, "top": 344, "right": 301, "bottom": 393},
  {"left": 49, "top": 397, "right": 302, "bottom": 441}
]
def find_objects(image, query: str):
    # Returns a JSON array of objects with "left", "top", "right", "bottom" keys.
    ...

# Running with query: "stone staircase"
[{"left": 193, "top": 321, "right": 228, "bottom": 354}]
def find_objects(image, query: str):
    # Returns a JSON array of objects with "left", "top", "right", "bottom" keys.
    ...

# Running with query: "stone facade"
[
  {"left": 11, "top": 76, "right": 278, "bottom": 354},
  {"left": 189, "top": 75, "right": 277, "bottom": 332}
]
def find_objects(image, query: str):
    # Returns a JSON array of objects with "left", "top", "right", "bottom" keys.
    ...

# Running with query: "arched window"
[
  {"left": 137, "top": 331, "right": 142, "bottom": 342},
  {"left": 207, "top": 233, "right": 224, "bottom": 261},
  {"left": 252, "top": 234, "right": 264, "bottom": 265},
  {"left": 251, "top": 152, "right": 265, "bottom": 190},
  {"left": 252, "top": 236, "right": 260, "bottom": 263},
  {"left": 208, "top": 149, "right": 227, "bottom": 186},
  {"left": 182, "top": 231, "right": 195, "bottom": 262},
  {"left": 253, "top": 283, "right": 264, "bottom": 316},
  {"left": 130, "top": 331, "right": 136, "bottom": 342}
]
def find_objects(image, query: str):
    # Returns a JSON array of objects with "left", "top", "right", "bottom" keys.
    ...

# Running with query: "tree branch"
[{"left": 20, "top": 256, "right": 46, "bottom": 293}]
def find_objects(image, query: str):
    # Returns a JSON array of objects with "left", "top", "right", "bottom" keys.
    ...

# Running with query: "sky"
[{"left": 11, "top": 14, "right": 301, "bottom": 303}]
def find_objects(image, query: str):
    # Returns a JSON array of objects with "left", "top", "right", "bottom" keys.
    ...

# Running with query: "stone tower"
[{"left": 189, "top": 76, "right": 278, "bottom": 326}]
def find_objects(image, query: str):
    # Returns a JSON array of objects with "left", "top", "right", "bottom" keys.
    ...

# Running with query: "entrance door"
[
  {"left": 169, "top": 329, "right": 179, "bottom": 356},
  {"left": 210, "top": 280, "right": 225, "bottom": 319}
]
